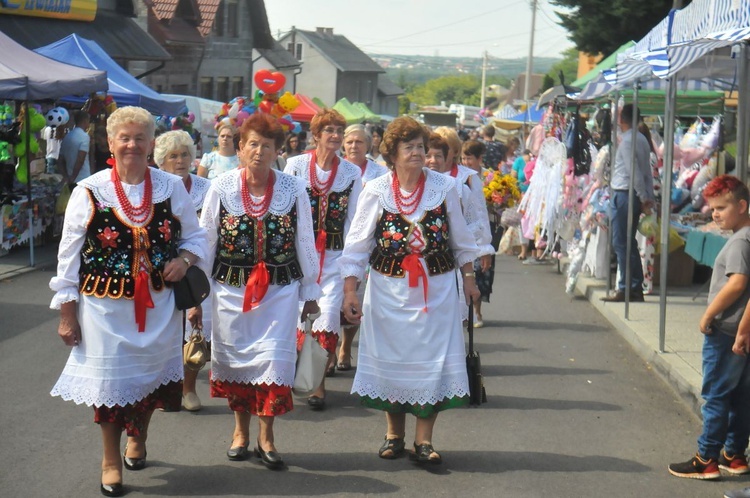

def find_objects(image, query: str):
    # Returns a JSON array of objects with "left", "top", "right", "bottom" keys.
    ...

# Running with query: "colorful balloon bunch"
[
  {"left": 213, "top": 70, "right": 303, "bottom": 134},
  {"left": 156, "top": 112, "right": 198, "bottom": 141}
]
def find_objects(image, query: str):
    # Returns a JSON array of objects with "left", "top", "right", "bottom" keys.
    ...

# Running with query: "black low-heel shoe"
[
  {"left": 123, "top": 445, "right": 147, "bottom": 471},
  {"left": 100, "top": 482, "right": 124, "bottom": 497},
  {"left": 307, "top": 395, "right": 326, "bottom": 411},
  {"left": 227, "top": 443, "right": 249, "bottom": 461},
  {"left": 255, "top": 443, "right": 284, "bottom": 470}
]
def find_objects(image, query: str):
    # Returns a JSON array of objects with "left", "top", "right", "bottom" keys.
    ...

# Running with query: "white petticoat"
[
  {"left": 304, "top": 249, "right": 344, "bottom": 334},
  {"left": 351, "top": 261, "right": 470, "bottom": 405},
  {"left": 50, "top": 290, "right": 183, "bottom": 408},
  {"left": 210, "top": 281, "right": 300, "bottom": 387}
]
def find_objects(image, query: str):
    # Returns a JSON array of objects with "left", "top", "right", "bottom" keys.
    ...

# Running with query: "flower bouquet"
[{"left": 482, "top": 170, "right": 522, "bottom": 216}]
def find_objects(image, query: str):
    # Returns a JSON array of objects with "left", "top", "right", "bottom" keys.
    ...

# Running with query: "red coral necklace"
[
  {"left": 392, "top": 172, "right": 425, "bottom": 216},
  {"left": 309, "top": 150, "right": 339, "bottom": 196},
  {"left": 241, "top": 169, "right": 275, "bottom": 218},
  {"left": 111, "top": 165, "right": 153, "bottom": 223}
]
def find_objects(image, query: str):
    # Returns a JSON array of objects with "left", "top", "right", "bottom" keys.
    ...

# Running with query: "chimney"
[{"left": 316, "top": 27, "right": 334, "bottom": 37}]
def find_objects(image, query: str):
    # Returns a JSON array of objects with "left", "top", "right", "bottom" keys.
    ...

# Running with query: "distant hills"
[{"left": 369, "top": 52, "right": 561, "bottom": 84}]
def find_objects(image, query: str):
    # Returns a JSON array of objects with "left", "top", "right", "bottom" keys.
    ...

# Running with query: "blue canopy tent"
[
  {"left": 507, "top": 104, "right": 544, "bottom": 124},
  {"left": 34, "top": 35, "right": 185, "bottom": 116}
]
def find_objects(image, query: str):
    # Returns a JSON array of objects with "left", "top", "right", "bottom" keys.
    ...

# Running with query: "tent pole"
[
  {"left": 737, "top": 42, "right": 749, "bottom": 184},
  {"left": 24, "top": 101, "right": 34, "bottom": 267},
  {"left": 658, "top": 77, "right": 677, "bottom": 354},
  {"left": 625, "top": 80, "right": 640, "bottom": 319},
  {"left": 607, "top": 93, "right": 620, "bottom": 295}
]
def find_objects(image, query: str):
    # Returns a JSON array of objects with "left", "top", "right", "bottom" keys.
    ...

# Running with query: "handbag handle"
[{"left": 468, "top": 297, "right": 474, "bottom": 352}]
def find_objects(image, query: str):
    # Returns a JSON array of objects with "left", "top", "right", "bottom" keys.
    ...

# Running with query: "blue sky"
[{"left": 264, "top": 0, "right": 574, "bottom": 59}]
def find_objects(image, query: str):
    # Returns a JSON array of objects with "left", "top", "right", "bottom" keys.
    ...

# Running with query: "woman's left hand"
[
  {"left": 301, "top": 300, "right": 320, "bottom": 322},
  {"left": 163, "top": 258, "right": 189, "bottom": 282},
  {"left": 479, "top": 254, "right": 492, "bottom": 272},
  {"left": 464, "top": 277, "right": 481, "bottom": 305},
  {"left": 187, "top": 306, "right": 203, "bottom": 329}
]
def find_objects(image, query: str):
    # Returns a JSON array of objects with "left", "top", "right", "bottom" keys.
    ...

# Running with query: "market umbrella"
[{"left": 537, "top": 84, "right": 581, "bottom": 107}]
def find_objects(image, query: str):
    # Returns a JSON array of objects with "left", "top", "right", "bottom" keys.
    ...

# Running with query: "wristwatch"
[
  {"left": 463, "top": 272, "right": 475, "bottom": 277},
  {"left": 182, "top": 256, "right": 191, "bottom": 267}
]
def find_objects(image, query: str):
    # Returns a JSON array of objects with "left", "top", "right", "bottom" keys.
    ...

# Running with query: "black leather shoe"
[
  {"left": 409, "top": 442, "right": 442, "bottom": 464},
  {"left": 601, "top": 290, "right": 644, "bottom": 303},
  {"left": 307, "top": 395, "right": 326, "bottom": 411},
  {"left": 100, "top": 482, "right": 124, "bottom": 497},
  {"left": 256, "top": 442, "right": 284, "bottom": 470},
  {"left": 227, "top": 443, "right": 249, "bottom": 461},
  {"left": 123, "top": 445, "right": 146, "bottom": 471}
]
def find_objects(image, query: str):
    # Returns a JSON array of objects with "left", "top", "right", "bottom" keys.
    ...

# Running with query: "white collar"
[
  {"left": 188, "top": 173, "right": 211, "bottom": 211},
  {"left": 366, "top": 168, "right": 452, "bottom": 214},
  {"left": 286, "top": 153, "right": 362, "bottom": 192},
  {"left": 79, "top": 167, "right": 175, "bottom": 207},
  {"left": 211, "top": 168, "right": 305, "bottom": 216}
]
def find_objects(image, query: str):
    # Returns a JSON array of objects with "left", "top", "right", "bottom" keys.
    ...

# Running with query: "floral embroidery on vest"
[
  {"left": 308, "top": 181, "right": 354, "bottom": 251},
  {"left": 79, "top": 190, "right": 178, "bottom": 299},
  {"left": 369, "top": 202, "right": 455, "bottom": 277},
  {"left": 212, "top": 203, "right": 303, "bottom": 288}
]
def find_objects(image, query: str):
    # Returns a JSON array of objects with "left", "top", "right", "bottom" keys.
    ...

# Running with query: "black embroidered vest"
[
  {"left": 79, "top": 190, "right": 177, "bottom": 299},
  {"left": 308, "top": 181, "right": 354, "bottom": 251},
  {"left": 212, "top": 203, "right": 302, "bottom": 288},
  {"left": 369, "top": 202, "right": 455, "bottom": 278}
]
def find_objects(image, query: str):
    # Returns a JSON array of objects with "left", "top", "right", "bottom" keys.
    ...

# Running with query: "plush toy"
[
  {"left": 0, "top": 141, "right": 10, "bottom": 163},
  {"left": 0, "top": 105, "right": 13, "bottom": 127},
  {"left": 14, "top": 134, "right": 39, "bottom": 157},
  {"left": 45, "top": 107, "right": 69, "bottom": 128},
  {"left": 15, "top": 156, "right": 28, "bottom": 183}
]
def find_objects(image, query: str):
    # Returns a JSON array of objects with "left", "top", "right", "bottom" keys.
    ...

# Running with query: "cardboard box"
[{"left": 653, "top": 245, "right": 695, "bottom": 287}]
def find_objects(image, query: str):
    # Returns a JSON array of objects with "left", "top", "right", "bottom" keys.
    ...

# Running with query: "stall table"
[{"left": 684, "top": 229, "right": 729, "bottom": 268}]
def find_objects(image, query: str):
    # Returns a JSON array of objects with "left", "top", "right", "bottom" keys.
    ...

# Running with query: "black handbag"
[
  {"left": 171, "top": 235, "right": 210, "bottom": 311},
  {"left": 466, "top": 299, "right": 487, "bottom": 406}
]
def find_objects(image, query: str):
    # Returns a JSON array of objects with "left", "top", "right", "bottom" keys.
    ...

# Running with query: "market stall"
[{"left": 0, "top": 31, "right": 107, "bottom": 265}]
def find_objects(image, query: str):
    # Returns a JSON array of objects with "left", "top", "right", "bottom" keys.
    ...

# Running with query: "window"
[
  {"left": 200, "top": 77, "right": 213, "bottom": 99},
  {"left": 216, "top": 77, "right": 229, "bottom": 103},
  {"left": 230, "top": 77, "right": 243, "bottom": 98},
  {"left": 287, "top": 42, "right": 302, "bottom": 61},
  {"left": 227, "top": 0, "right": 239, "bottom": 38},
  {"left": 172, "top": 84, "right": 189, "bottom": 95},
  {"left": 214, "top": 1, "right": 225, "bottom": 36}
]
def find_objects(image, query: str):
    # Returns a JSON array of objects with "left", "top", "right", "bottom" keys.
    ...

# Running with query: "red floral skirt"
[
  {"left": 93, "top": 381, "right": 182, "bottom": 437},
  {"left": 210, "top": 378, "right": 293, "bottom": 416},
  {"left": 295, "top": 328, "right": 338, "bottom": 355}
]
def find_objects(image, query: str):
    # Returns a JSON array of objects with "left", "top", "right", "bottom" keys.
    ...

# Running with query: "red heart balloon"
[{"left": 254, "top": 69, "right": 286, "bottom": 94}]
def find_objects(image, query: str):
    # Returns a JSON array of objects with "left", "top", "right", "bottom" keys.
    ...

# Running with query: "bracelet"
[
  {"left": 182, "top": 256, "right": 191, "bottom": 267},
  {"left": 463, "top": 272, "right": 475, "bottom": 277}
]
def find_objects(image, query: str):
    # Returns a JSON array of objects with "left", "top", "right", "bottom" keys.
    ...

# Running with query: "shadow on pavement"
[
  {"left": 485, "top": 394, "right": 621, "bottom": 412},
  {"left": 483, "top": 364, "right": 610, "bottom": 377},
  {"left": 493, "top": 321, "right": 609, "bottom": 333}
]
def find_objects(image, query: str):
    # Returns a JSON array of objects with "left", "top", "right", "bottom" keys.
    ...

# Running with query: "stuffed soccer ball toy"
[{"left": 45, "top": 107, "right": 69, "bottom": 128}]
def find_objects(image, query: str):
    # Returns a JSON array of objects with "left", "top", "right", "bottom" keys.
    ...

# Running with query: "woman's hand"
[
  {"left": 342, "top": 291, "right": 362, "bottom": 324},
  {"left": 187, "top": 306, "right": 203, "bottom": 330},
  {"left": 301, "top": 300, "right": 320, "bottom": 322},
  {"left": 479, "top": 255, "right": 492, "bottom": 272},
  {"left": 163, "top": 257, "right": 190, "bottom": 282},
  {"left": 463, "top": 276, "right": 481, "bottom": 306},
  {"left": 58, "top": 302, "right": 81, "bottom": 347}
]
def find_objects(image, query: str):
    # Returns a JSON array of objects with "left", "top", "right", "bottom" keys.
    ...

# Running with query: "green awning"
[
  {"left": 572, "top": 41, "right": 636, "bottom": 88},
  {"left": 352, "top": 101, "right": 380, "bottom": 121},
  {"left": 332, "top": 97, "right": 365, "bottom": 124},
  {"left": 312, "top": 97, "right": 328, "bottom": 109}
]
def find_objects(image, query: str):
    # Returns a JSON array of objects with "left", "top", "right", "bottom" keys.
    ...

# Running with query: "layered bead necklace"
[
  {"left": 391, "top": 171, "right": 426, "bottom": 216},
  {"left": 309, "top": 150, "right": 339, "bottom": 196},
  {"left": 240, "top": 168, "right": 275, "bottom": 218},
  {"left": 111, "top": 164, "right": 153, "bottom": 224}
]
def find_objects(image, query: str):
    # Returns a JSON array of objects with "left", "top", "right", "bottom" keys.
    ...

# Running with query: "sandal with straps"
[
  {"left": 378, "top": 436, "right": 405, "bottom": 459},
  {"left": 410, "top": 442, "right": 442, "bottom": 464}
]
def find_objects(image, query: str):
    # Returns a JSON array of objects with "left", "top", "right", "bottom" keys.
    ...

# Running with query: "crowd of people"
[{"left": 47, "top": 106, "right": 513, "bottom": 496}]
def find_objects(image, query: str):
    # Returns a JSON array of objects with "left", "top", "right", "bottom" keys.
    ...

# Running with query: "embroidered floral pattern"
[
  {"left": 308, "top": 182, "right": 354, "bottom": 251},
  {"left": 210, "top": 379, "right": 293, "bottom": 416},
  {"left": 96, "top": 227, "right": 119, "bottom": 249},
  {"left": 93, "top": 380, "right": 182, "bottom": 437},
  {"left": 158, "top": 219, "right": 172, "bottom": 242}
]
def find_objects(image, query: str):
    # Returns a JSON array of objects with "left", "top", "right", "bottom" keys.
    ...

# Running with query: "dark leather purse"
[
  {"left": 173, "top": 265, "right": 210, "bottom": 311},
  {"left": 467, "top": 299, "right": 487, "bottom": 406}
]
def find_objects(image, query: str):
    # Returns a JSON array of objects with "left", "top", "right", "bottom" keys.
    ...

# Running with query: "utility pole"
[
  {"left": 523, "top": 0, "right": 538, "bottom": 109},
  {"left": 480, "top": 50, "right": 488, "bottom": 109}
]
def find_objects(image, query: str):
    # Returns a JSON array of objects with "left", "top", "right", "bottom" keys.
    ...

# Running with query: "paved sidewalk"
[
  {"left": 0, "top": 243, "right": 58, "bottom": 281},
  {"left": 574, "top": 271, "right": 706, "bottom": 417}
]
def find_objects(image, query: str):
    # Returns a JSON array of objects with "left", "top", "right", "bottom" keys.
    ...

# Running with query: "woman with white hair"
[
  {"left": 50, "top": 107, "right": 207, "bottom": 497},
  {"left": 154, "top": 130, "right": 213, "bottom": 412}
]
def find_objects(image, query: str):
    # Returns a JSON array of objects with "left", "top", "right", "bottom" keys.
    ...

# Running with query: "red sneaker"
[
  {"left": 668, "top": 453, "right": 720, "bottom": 480},
  {"left": 719, "top": 450, "right": 750, "bottom": 475}
]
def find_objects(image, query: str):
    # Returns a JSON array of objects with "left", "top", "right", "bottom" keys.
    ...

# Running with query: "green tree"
[
  {"left": 550, "top": 0, "right": 689, "bottom": 56},
  {"left": 543, "top": 47, "right": 579, "bottom": 91}
]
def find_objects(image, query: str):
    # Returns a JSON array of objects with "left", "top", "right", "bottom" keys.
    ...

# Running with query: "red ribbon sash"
[
  {"left": 243, "top": 261, "right": 270, "bottom": 312},
  {"left": 315, "top": 229, "right": 327, "bottom": 283},
  {"left": 402, "top": 253, "right": 428, "bottom": 312},
  {"left": 134, "top": 271, "right": 154, "bottom": 332}
]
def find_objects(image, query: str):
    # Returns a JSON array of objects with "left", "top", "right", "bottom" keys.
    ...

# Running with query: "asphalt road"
[{"left": 1, "top": 257, "right": 746, "bottom": 497}]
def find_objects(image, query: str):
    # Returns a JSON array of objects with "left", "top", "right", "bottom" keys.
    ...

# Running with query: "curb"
[{"left": 574, "top": 274, "right": 703, "bottom": 419}]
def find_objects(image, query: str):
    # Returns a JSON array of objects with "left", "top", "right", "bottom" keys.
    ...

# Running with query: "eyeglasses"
[{"left": 322, "top": 127, "right": 345, "bottom": 135}]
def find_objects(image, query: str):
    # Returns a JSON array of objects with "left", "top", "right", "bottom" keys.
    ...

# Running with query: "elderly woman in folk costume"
[
  {"left": 341, "top": 116, "right": 479, "bottom": 464},
  {"left": 50, "top": 106, "right": 207, "bottom": 497},
  {"left": 200, "top": 113, "right": 320, "bottom": 468},
  {"left": 153, "top": 130, "right": 213, "bottom": 411},
  {"left": 284, "top": 109, "right": 362, "bottom": 410},
  {"left": 337, "top": 124, "right": 388, "bottom": 370}
]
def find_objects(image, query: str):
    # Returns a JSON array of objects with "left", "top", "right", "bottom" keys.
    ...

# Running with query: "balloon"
[
  {"left": 258, "top": 100, "right": 273, "bottom": 114},
  {"left": 15, "top": 157, "right": 28, "bottom": 183},
  {"left": 254, "top": 69, "right": 286, "bottom": 94},
  {"left": 235, "top": 111, "right": 250, "bottom": 127},
  {"left": 277, "top": 91, "right": 300, "bottom": 113},
  {"left": 254, "top": 90, "right": 264, "bottom": 106},
  {"left": 228, "top": 102, "right": 240, "bottom": 119},
  {"left": 292, "top": 122, "right": 302, "bottom": 134},
  {"left": 271, "top": 103, "right": 285, "bottom": 118},
  {"left": 187, "top": 111, "right": 195, "bottom": 123}
]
